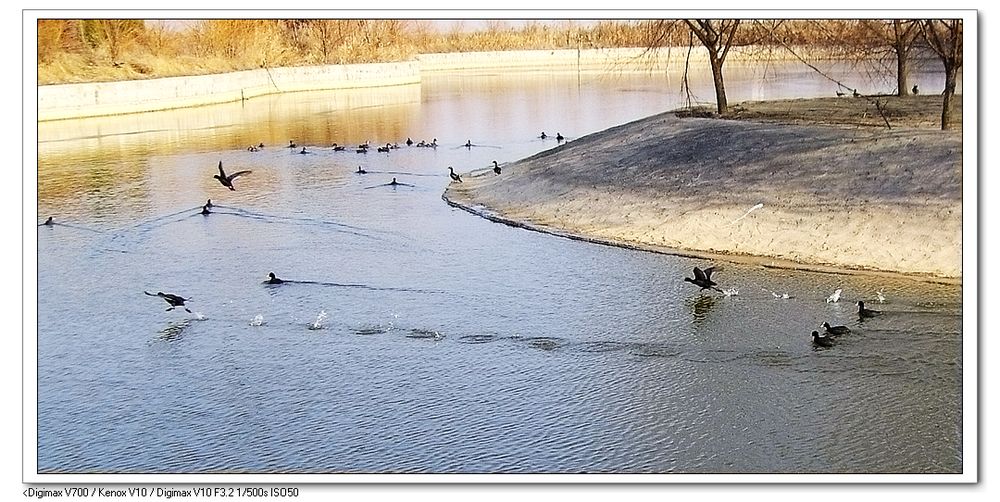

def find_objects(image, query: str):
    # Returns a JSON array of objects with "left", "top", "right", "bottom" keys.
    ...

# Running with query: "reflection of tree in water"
[{"left": 688, "top": 294, "right": 719, "bottom": 324}]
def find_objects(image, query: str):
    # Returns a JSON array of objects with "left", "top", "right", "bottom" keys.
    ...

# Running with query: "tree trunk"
[
  {"left": 941, "top": 64, "right": 959, "bottom": 130},
  {"left": 896, "top": 44, "right": 909, "bottom": 96},
  {"left": 709, "top": 52, "right": 728, "bottom": 114}
]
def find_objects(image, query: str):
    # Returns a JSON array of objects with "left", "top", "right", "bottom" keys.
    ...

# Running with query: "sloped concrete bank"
[{"left": 443, "top": 98, "right": 963, "bottom": 284}]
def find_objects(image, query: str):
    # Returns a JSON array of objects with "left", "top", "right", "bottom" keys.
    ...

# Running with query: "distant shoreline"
[
  {"left": 443, "top": 96, "right": 963, "bottom": 284},
  {"left": 37, "top": 46, "right": 830, "bottom": 121}
]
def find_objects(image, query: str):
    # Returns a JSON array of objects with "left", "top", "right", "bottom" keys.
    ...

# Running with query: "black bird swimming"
[
  {"left": 258, "top": 142, "right": 265, "bottom": 149},
  {"left": 812, "top": 331, "right": 835, "bottom": 348},
  {"left": 213, "top": 161, "right": 252, "bottom": 191},
  {"left": 492, "top": 160, "right": 501, "bottom": 175},
  {"left": 144, "top": 291, "right": 192, "bottom": 313},
  {"left": 299, "top": 147, "right": 309, "bottom": 154},
  {"left": 200, "top": 204, "right": 211, "bottom": 215},
  {"left": 377, "top": 144, "right": 390, "bottom": 153},
  {"left": 556, "top": 133, "right": 564, "bottom": 142},
  {"left": 356, "top": 166, "right": 367, "bottom": 174},
  {"left": 857, "top": 301, "right": 882, "bottom": 318},
  {"left": 406, "top": 137, "right": 413, "bottom": 146},
  {"left": 464, "top": 140, "right": 472, "bottom": 148},
  {"left": 540, "top": 132, "right": 548, "bottom": 139},
  {"left": 912, "top": 84, "right": 919, "bottom": 95},
  {"left": 266, "top": 272, "right": 284, "bottom": 284},
  {"left": 206, "top": 199, "right": 213, "bottom": 208},
  {"left": 288, "top": 140, "right": 296, "bottom": 148},
  {"left": 684, "top": 266, "right": 722, "bottom": 293},
  {"left": 248, "top": 145, "right": 258, "bottom": 152},
  {"left": 332, "top": 143, "right": 346, "bottom": 151},
  {"left": 448, "top": 166, "right": 462, "bottom": 183},
  {"left": 822, "top": 322, "right": 851, "bottom": 336},
  {"left": 40, "top": 217, "right": 53, "bottom": 226}
]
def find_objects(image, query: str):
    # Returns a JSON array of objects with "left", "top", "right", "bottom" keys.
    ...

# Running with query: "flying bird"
[
  {"left": 144, "top": 291, "right": 192, "bottom": 313},
  {"left": 213, "top": 161, "right": 252, "bottom": 191},
  {"left": 684, "top": 266, "right": 722, "bottom": 293}
]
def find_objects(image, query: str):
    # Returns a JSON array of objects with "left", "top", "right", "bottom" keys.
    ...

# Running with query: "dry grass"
[{"left": 37, "top": 19, "right": 944, "bottom": 85}]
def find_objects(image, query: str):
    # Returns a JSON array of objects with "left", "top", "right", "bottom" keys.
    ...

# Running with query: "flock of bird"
[
  {"left": 682, "top": 265, "right": 884, "bottom": 349},
  {"left": 51, "top": 133, "right": 569, "bottom": 319},
  {"left": 44, "top": 131, "right": 881, "bottom": 348}
]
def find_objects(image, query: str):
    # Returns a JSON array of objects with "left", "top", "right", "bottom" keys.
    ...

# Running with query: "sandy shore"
[{"left": 444, "top": 95, "right": 963, "bottom": 283}]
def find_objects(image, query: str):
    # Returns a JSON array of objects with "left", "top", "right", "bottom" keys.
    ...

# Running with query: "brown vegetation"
[{"left": 35, "top": 18, "right": 955, "bottom": 85}]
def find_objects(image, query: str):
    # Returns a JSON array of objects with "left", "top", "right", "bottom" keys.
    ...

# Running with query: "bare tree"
[
  {"left": 857, "top": 20, "right": 921, "bottom": 96},
  {"left": 684, "top": 19, "right": 742, "bottom": 114},
  {"left": 921, "top": 19, "right": 963, "bottom": 130}
]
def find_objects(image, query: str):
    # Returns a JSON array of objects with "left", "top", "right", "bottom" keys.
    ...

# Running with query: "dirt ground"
[{"left": 444, "top": 95, "right": 964, "bottom": 282}]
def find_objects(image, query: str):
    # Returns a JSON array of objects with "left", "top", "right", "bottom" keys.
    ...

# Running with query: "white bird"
[{"left": 876, "top": 288, "right": 886, "bottom": 303}]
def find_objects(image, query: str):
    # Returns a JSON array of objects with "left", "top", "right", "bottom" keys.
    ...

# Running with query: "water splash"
[
  {"left": 827, "top": 288, "right": 843, "bottom": 303},
  {"left": 723, "top": 288, "right": 740, "bottom": 296},
  {"left": 193, "top": 312, "right": 206, "bottom": 320},
  {"left": 308, "top": 310, "right": 328, "bottom": 330},
  {"left": 249, "top": 314, "right": 265, "bottom": 327}
]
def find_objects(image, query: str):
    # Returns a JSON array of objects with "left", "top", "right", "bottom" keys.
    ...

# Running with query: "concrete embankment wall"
[
  {"left": 37, "top": 61, "right": 421, "bottom": 121},
  {"left": 37, "top": 46, "right": 828, "bottom": 121}
]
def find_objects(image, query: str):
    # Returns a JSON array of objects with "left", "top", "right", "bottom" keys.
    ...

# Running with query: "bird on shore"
[
  {"left": 556, "top": 133, "right": 564, "bottom": 142},
  {"left": 144, "top": 291, "right": 192, "bottom": 313},
  {"left": 40, "top": 217, "right": 54, "bottom": 226},
  {"left": 448, "top": 166, "right": 462, "bottom": 183},
  {"left": 853, "top": 89, "right": 861, "bottom": 97},
  {"left": 492, "top": 160, "right": 501, "bottom": 175},
  {"left": 200, "top": 204, "right": 211, "bottom": 215},
  {"left": 356, "top": 166, "right": 367, "bottom": 174},
  {"left": 266, "top": 272, "right": 284, "bottom": 285},
  {"left": 213, "top": 161, "right": 252, "bottom": 191},
  {"left": 822, "top": 322, "right": 851, "bottom": 336},
  {"left": 812, "top": 331, "right": 835, "bottom": 348},
  {"left": 912, "top": 85, "right": 919, "bottom": 95},
  {"left": 836, "top": 90, "right": 845, "bottom": 97},
  {"left": 857, "top": 301, "right": 882, "bottom": 318},
  {"left": 684, "top": 266, "right": 722, "bottom": 293}
]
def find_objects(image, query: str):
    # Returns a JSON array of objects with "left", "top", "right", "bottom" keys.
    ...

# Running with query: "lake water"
[{"left": 35, "top": 61, "right": 964, "bottom": 474}]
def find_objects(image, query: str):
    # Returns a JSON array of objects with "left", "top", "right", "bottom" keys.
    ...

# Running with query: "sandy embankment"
[{"left": 444, "top": 96, "right": 963, "bottom": 283}]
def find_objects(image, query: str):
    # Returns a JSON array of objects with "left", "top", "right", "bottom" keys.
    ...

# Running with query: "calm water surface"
[{"left": 36, "top": 63, "right": 963, "bottom": 474}]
